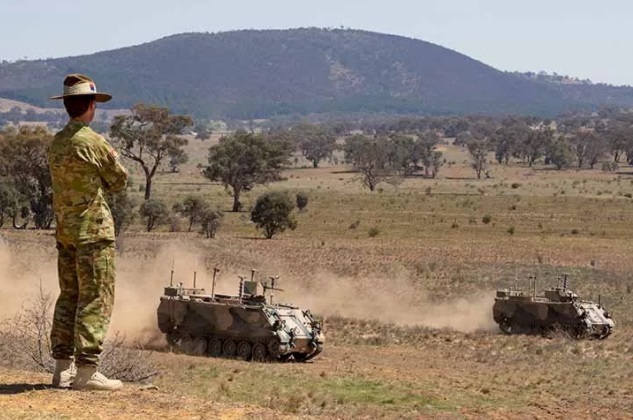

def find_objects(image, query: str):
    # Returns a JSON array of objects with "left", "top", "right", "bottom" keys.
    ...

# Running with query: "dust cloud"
[
  {"left": 0, "top": 238, "right": 496, "bottom": 346},
  {"left": 281, "top": 270, "right": 496, "bottom": 333}
]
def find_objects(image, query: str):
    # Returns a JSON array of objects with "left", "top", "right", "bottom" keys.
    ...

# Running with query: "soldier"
[{"left": 48, "top": 74, "right": 128, "bottom": 391}]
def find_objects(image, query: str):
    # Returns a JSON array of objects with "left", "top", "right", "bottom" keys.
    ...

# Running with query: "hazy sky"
[{"left": 1, "top": 0, "right": 631, "bottom": 85}]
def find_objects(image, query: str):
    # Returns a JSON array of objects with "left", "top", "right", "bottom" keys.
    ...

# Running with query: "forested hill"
[{"left": 0, "top": 28, "right": 630, "bottom": 119}]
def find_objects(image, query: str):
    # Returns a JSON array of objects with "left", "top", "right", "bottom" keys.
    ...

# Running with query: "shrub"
[
  {"left": 368, "top": 226, "right": 381, "bottom": 237},
  {"left": 511, "top": 183, "right": 521, "bottom": 189},
  {"left": 200, "top": 208, "right": 224, "bottom": 238},
  {"left": 507, "top": 226, "right": 515, "bottom": 235},
  {"left": 482, "top": 214, "right": 492, "bottom": 224},
  {"left": 349, "top": 220, "right": 361, "bottom": 229},
  {"left": 251, "top": 191, "right": 297, "bottom": 239},
  {"left": 139, "top": 199, "right": 169, "bottom": 232},
  {"left": 296, "top": 191, "right": 309, "bottom": 211}
]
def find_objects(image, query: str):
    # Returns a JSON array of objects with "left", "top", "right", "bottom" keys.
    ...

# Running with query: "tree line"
[{"left": 2, "top": 104, "right": 633, "bottom": 236}]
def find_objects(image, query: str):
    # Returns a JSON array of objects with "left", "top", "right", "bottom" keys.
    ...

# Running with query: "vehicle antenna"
[{"left": 211, "top": 267, "right": 220, "bottom": 299}]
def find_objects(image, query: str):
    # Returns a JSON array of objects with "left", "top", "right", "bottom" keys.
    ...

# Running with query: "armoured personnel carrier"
[
  {"left": 493, "top": 274, "right": 613, "bottom": 339},
  {"left": 157, "top": 268, "right": 324, "bottom": 362}
]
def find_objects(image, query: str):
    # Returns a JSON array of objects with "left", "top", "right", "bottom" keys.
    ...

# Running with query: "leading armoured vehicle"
[
  {"left": 157, "top": 268, "right": 324, "bottom": 362},
  {"left": 493, "top": 275, "right": 614, "bottom": 339}
]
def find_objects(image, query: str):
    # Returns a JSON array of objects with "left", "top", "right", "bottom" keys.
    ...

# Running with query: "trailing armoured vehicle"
[
  {"left": 157, "top": 268, "right": 324, "bottom": 362},
  {"left": 493, "top": 274, "right": 614, "bottom": 339}
]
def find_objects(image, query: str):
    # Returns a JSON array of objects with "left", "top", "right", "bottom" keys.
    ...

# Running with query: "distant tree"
[
  {"left": 172, "top": 195, "right": 210, "bottom": 232},
  {"left": 0, "top": 125, "right": 53, "bottom": 229},
  {"left": 344, "top": 135, "right": 394, "bottom": 191},
  {"left": 0, "top": 181, "right": 20, "bottom": 228},
  {"left": 292, "top": 123, "right": 337, "bottom": 168},
  {"left": 251, "top": 191, "right": 297, "bottom": 239},
  {"left": 546, "top": 136, "right": 573, "bottom": 170},
  {"left": 418, "top": 131, "right": 443, "bottom": 178},
  {"left": 204, "top": 130, "right": 292, "bottom": 212},
  {"left": 569, "top": 130, "right": 605, "bottom": 169},
  {"left": 199, "top": 208, "right": 224, "bottom": 238},
  {"left": 105, "top": 188, "right": 137, "bottom": 237},
  {"left": 139, "top": 198, "right": 169, "bottom": 232},
  {"left": 110, "top": 104, "right": 193, "bottom": 200},
  {"left": 295, "top": 191, "right": 309, "bottom": 211},
  {"left": 603, "top": 119, "right": 633, "bottom": 163},
  {"left": 169, "top": 151, "right": 188, "bottom": 173},
  {"left": 493, "top": 119, "right": 531, "bottom": 164},
  {"left": 193, "top": 121, "right": 212, "bottom": 140},
  {"left": 521, "top": 127, "right": 554, "bottom": 166},
  {"left": 466, "top": 137, "right": 493, "bottom": 179}
]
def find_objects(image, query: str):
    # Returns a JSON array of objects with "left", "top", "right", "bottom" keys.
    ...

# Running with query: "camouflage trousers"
[{"left": 50, "top": 241, "right": 116, "bottom": 367}]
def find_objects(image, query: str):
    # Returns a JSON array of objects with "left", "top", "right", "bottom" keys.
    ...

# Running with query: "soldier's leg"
[
  {"left": 51, "top": 242, "right": 79, "bottom": 360},
  {"left": 74, "top": 241, "right": 116, "bottom": 366}
]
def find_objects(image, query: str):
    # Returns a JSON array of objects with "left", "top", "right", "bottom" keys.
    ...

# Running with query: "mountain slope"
[{"left": 0, "top": 28, "right": 605, "bottom": 118}]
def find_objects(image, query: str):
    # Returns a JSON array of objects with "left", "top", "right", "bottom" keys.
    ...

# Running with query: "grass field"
[{"left": 1, "top": 138, "right": 632, "bottom": 419}]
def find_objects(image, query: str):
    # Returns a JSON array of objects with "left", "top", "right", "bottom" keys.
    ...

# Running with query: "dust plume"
[
  {"left": 1, "top": 237, "right": 496, "bottom": 346},
  {"left": 280, "top": 269, "right": 496, "bottom": 333}
]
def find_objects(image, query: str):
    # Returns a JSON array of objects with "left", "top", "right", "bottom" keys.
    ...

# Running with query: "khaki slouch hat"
[{"left": 50, "top": 73, "right": 112, "bottom": 102}]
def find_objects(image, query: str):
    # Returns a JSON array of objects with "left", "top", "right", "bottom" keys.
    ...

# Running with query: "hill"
[{"left": 0, "top": 28, "right": 630, "bottom": 119}]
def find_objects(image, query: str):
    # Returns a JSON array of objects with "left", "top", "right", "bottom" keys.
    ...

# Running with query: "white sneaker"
[
  {"left": 52, "top": 359, "right": 76, "bottom": 388},
  {"left": 72, "top": 366, "right": 123, "bottom": 391}
]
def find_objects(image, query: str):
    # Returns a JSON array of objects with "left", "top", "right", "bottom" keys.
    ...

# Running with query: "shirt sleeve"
[{"left": 94, "top": 136, "right": 128, "bottom": 193}]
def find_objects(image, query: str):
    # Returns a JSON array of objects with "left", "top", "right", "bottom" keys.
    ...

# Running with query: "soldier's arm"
[{"left": 95, "top": 138, "right": 128, "bottom": 193}]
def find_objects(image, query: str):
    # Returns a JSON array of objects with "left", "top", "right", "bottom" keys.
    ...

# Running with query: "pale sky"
[{"left": 1, "top": 0, "right": 631, "bottom": 85}]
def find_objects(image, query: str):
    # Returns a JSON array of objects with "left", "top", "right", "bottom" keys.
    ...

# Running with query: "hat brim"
[{"left": 49, "top": 92, "right": 112, "bottom": 103}]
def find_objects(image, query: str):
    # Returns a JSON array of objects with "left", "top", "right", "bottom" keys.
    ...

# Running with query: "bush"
[
  {"left": 200, "top": 208, "right": 224, "bottom": 238},
  {"left": 251, "top": 191, "right": 297, "bottom": 239},
  {"left": 368, "top": 226, "right": 381, "bottom": 237},
  {"left": 172, "top": 195, "right": 210, "bottom": 232},
  {"left": 507, "top": 226, "right": 515, "bottom": 235},
  {"left": 482, "top": 214, "right": 492, "bottom": 224},
  {"left": 0, "top": 287, "right": 157, "bottom": 382},
  {"left": 139, "top": 199, "right": 169, "bottom": 232},
  {"left": 296, "top": 191, "right": 309, "bottom": 211},
  {"left": 511, "top": 183, "right": 521, "bottom": 189},
  {"left": 106, "top": 189, "right": 137, "bottom": 237}
]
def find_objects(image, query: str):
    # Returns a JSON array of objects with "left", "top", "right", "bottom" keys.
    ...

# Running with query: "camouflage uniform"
[{"left": 48, "top": 120, "right": 127, "bottom": 366}]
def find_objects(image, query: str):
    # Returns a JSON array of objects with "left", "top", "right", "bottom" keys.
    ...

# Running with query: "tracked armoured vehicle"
[
  {"left": 493, "top": 274, "right": 613, "bottom": 339},
  {"left": 157, "top": 268, "right": 324, "bottom": 362}
]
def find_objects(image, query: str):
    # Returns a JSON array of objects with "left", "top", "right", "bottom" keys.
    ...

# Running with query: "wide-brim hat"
[{"left": 49, "top": 73, "right": 112, "bottom": 102}]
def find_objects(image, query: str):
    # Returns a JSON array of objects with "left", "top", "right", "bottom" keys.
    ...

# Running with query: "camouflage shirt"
[{"left": 49, "top": 120, "right": 128, "bottom": 246}]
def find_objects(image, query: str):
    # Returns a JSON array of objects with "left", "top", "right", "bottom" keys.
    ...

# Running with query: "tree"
[
  {"left": 344, "top": 135, "right": 393, "bottom": 191},
  {"left": 521, "top": 127, "right": 554, "bottom": 166},
  {"left": 418, "top": 131, "right": 443, "bottom": 178},
  {"left": 494, "top": 119, "right": 531, "bottom": 165},
  {"left": 110, "top": 104, "right": 193, "bottom": 200},
  {"left": 250, "top": 191, "right": 297, "bottom": 239},
  {"left": 569, "top": 129, "right": 605, "bottom": 169},
  {"left": 292, "top": 124, "right": 337, "bottom": 168},
  {"left": 546, "top": 136, "right": 573, "bottom": 170},
  {"left": 172, "top": 195, "right": 210, "bottom": 232},
  {"left": 296, "top": 191, "right": 308, "bottom": 211},
  {"left": 105, "top": 189, "right": 137, "bottom": 237},
  {"left": 199, "top": 208, "right": 223, "bottom": 238},
  {"left": 204, "top": 130, "right": 292, "bottom": 212},
  {"left": 0, "top": 181, "right": 20, "bottom": 228},
  {"left": 466, "top": 137, "right": 492, "bottom": 179},
  {"left": 0, "top": 125, "right": 53, "bottom": 229},
  {"left": 139, "top": 199, "right": 169, "bottom": 232}
]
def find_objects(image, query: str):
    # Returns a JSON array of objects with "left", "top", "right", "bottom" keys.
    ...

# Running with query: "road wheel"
[
  {"left": 252, "top": 343, "right": 267, "bottom": 361},
  {"left": 222, "top": 339, "right": 237, "bottom": 357},
  {"left": 499, "top": 318, "right": 513, "bottom": 335},
  {"left": 209, "top": 338, "right": 223, "bottom": 357},
  {"left": 191, "top": 337, "right": 208, "bottom": 356},
  {"left": 237, "top": 341, "right": 252, "bottom": 361}
]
